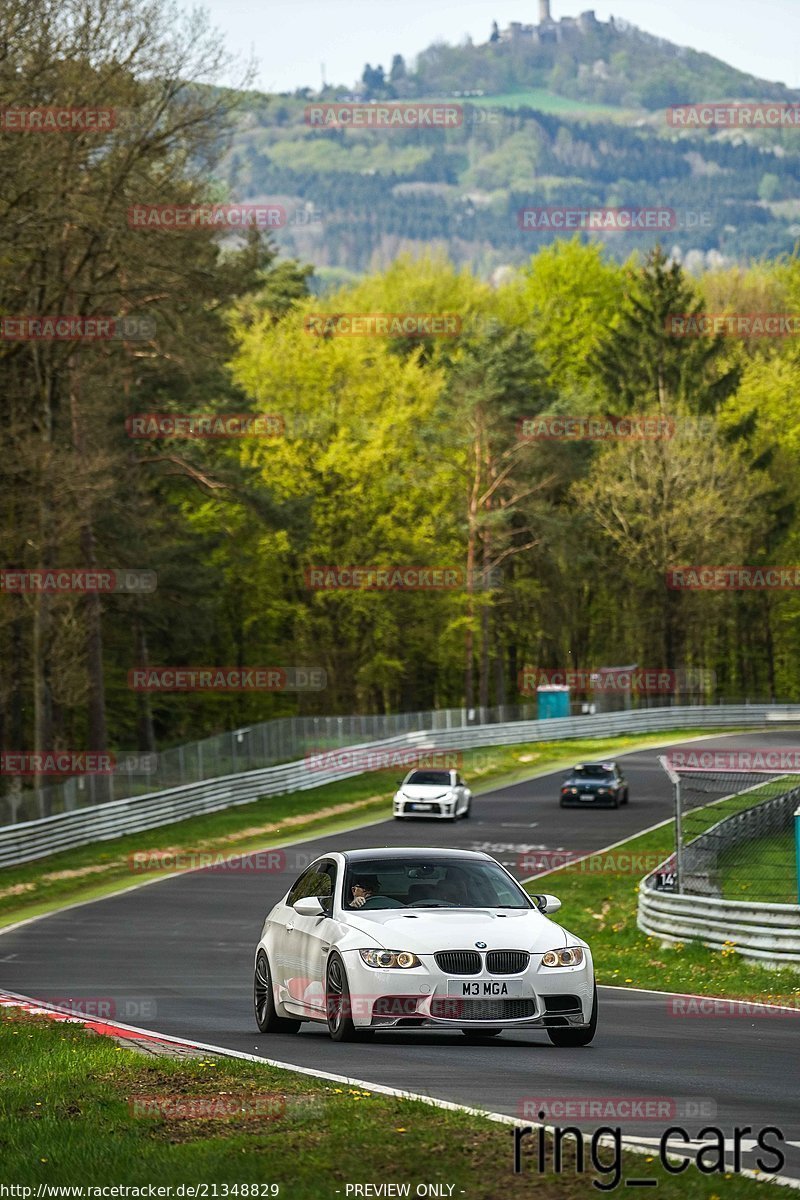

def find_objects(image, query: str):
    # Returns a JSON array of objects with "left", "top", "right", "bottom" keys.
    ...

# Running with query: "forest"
[{"left": 2, "top": 0, "right": 800, "bottom": 772}]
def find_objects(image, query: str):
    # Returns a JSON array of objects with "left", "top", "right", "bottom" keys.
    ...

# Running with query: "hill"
[
  {"left": 403, "top": 11, "right": 797, "bottom": 110},
  {"left": 217, "top": 9, "right": 800, "bottom": 279}
]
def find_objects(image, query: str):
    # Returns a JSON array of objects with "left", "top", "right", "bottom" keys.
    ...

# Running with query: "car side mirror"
[
  {"left": 293, "top": 896, "right": 326, "bottom": 916},
  {"left": 396, "top": 779, "right": 404, "bottom": 787},
  {"left": 532, "top": 893, "right": 561, "bottom": 915}
]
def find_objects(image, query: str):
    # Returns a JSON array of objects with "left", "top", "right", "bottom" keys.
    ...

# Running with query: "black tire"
[
  {"left": 623, "top": 790, "right": 630, "bottom": 805},
  {"left": 326, "top": 953, "right": 363, "bottom": 1042},
  {"left": 462, "top": 800, "right": 471, "bottom": 819},
  {"left": 461, "top": 1028, "right": 502, "bottom": 1039},
  {"left": 547, "top": 983, "right": 597, "bottom": 1047},
  {"left": 254, "top": 951, "right": 301, "bottom": 1034}
]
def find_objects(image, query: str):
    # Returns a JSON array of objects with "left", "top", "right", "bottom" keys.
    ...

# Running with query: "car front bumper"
[
  {"left": 393, "top": 801, "right": 456, "bottom": 819},
  {"left": 560, "top": 792, "right": 618, "bottom": 808},
  {"left": 342, "top": 950, "right": 594, "bottom": 1029}
]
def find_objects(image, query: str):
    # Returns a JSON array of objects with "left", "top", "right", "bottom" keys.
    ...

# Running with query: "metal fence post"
[{"left": 674, "top": 776, "right": 683, "bottom": 894}]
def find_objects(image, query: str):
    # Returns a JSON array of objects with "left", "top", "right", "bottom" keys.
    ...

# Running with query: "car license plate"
[
  {"left": 580, "top": 792, "right": 595, "bottom": 801},
  {"left": 446, "top": 979, "right": 525, "bottom": 998},
  {"left": 410, "top": 803, "right": 432, "bottom": 811}
]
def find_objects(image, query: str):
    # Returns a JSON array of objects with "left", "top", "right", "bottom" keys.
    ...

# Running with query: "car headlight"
[
  {"left": 598, "top": 788, "right": 608, "bottom": 794},
  {"left": 359, "top": 949, "right": 421, "bottom": 969},
  {"left": 541, "top": 947, "right": 584, "bottom": 967}
]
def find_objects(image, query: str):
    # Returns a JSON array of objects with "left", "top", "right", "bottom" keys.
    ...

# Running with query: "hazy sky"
[{"left": 196, "top": 0, "right": 799, "bottom": 94}]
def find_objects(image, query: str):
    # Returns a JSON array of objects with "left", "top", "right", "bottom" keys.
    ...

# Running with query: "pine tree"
[{"left": 594, "top": 245, "right": 739, "bottom": 416}]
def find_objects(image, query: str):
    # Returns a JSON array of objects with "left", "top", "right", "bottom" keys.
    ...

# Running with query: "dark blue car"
[{"left": 559, "top": 761, "right": 629, "bottom": 809}]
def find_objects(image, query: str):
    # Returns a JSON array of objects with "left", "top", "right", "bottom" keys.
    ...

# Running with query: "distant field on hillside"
[{"left": 461, "top": 89, "right": 640, "bottom": 120}]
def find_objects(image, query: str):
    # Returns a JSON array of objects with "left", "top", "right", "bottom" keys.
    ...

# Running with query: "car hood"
[
  {"left": 397, "top": 784, "right": 452, "bottom": 798},
  {"left": 340, "top": 907, "right": 570, "bottom": 953}
]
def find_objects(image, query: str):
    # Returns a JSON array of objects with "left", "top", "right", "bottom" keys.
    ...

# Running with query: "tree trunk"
[
  {"left": 133, "top": 612, "right": 156, "bottom": 752},
  {"left": 69, "top": 368, "right": 108, "bottom": 754},
  {"left": 479, "top": 601, "right": 490, "bottom": 710},
  {"left": 464, "top": 406, "right": 483, "bottom": 710}
]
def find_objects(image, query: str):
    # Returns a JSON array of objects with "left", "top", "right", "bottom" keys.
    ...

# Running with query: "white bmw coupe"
[{"left": 253, "top": 847, "right": 597, "bottom": 1044}]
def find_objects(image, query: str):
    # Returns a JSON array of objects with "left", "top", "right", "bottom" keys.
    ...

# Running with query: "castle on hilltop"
[{"left": 502, "top": 1, "right": 603, "bottom": 44}]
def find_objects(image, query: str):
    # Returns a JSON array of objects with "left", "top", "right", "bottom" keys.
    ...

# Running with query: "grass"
[
  {"left": 463, "top": 89, "right": 638, "bottom": 120},
  {"left": 719, "top": 831, "right": 798, "bottom": 905},
  {"left": 0, "top": 1006, "right": 788, "bottom": 1195},
  {"left": 0, "top": 729, "right": 725, "bottom": 931},
  {"left": 525, "top": 824, "right": 800, "bottom": 1003}
]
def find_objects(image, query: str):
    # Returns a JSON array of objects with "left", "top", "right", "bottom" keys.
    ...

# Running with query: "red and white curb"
[{"left": 0, "top": 988, "right": 202, "bottom": 1053}]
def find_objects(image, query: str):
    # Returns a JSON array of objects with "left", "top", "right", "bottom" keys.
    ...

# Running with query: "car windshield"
[
  {"left": 343, "top": 857, "right": 533, "bottom": 910},
  {"left": 572, "top": 765, "right": 614, "bottom": 779},
  {"left": 405, "top": 771, "right": 451, "bottom": 786}
]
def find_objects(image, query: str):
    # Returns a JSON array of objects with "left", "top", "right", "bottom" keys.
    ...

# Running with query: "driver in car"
[{"left": 348, "top": 875, "right": 379, "bottom": 908}]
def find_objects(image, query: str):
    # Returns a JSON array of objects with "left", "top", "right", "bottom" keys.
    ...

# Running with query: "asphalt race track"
[{"left": 3, "top": 730, "right": 800, "bottom": 1186}]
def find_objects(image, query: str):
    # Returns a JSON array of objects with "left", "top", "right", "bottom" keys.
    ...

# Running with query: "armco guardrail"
[
  {"left": 0, "top": 703, "right": 539, "bottom": 826},
  {"left": 2, "top": 703, "right": 800, "bottom": 870},
  {"left": 638, "top": 884, "right": 800, "bottom": 965},
  {"left": 639, "top": 780, "right": 800, "bottom": 965},
  {"left": 4, "top": 696, "right": 791, "bottom": 826}
]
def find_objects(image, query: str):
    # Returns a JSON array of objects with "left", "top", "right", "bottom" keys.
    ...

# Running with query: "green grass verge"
[
  {"left": 719, "top": 831, "right": 798, "bottom": 905},
  {"left": 0, "top": 730, "right": 726, "bottom": 930},
  {"left": 0, "top": 1007, "right": 786, "bottom": 1195},
  {"left": 524, "top": 825, "right": 800, "bottom": 1004}
]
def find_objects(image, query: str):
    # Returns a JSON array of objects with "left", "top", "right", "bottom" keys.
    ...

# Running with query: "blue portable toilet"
[{"left": 537, "top": 685, "right": 570, "bottom": 719}]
